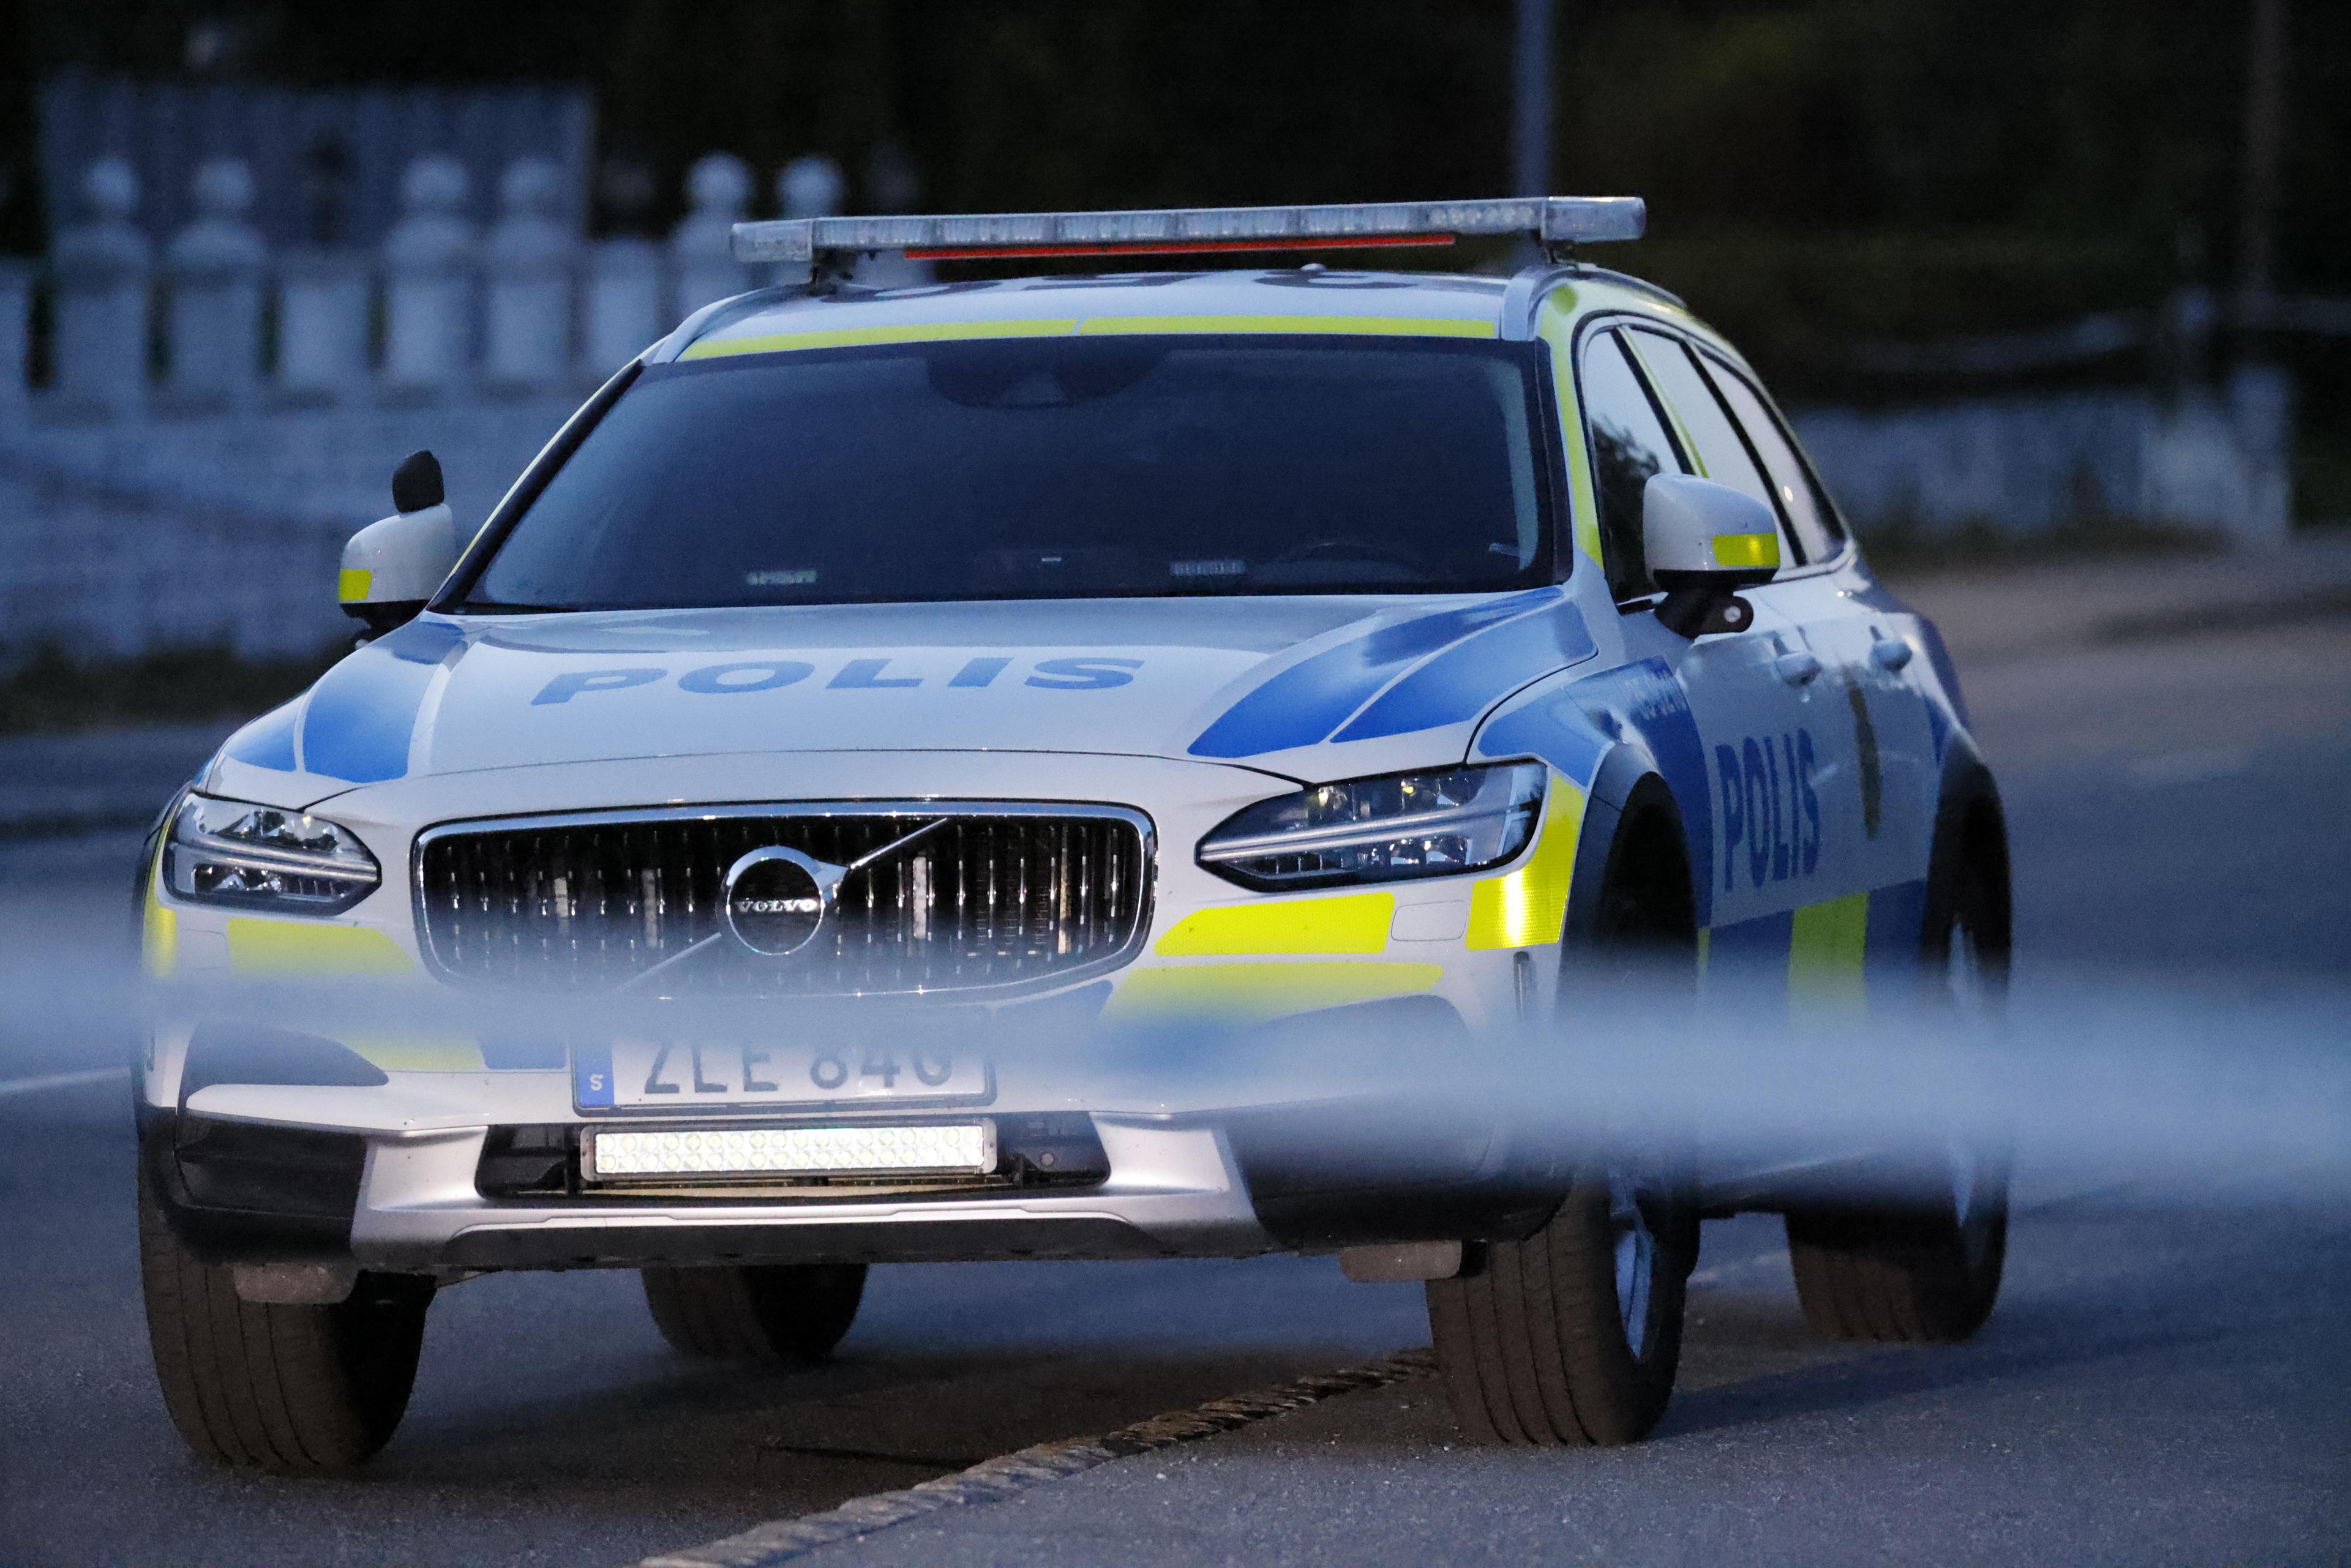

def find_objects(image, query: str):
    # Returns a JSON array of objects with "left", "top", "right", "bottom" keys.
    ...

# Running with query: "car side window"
[
  {"left": 1701, "top": 356, "right": 1845, "bottom": 564},
  {"left": 1621, "top": 329, "right": 1790, "bottom": 565},
  {"left": 1577, "top": 329, "right": 1683, "bottom": 601}
]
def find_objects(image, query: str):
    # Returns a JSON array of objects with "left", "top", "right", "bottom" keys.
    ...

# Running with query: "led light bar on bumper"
[
  {"left": 164, "top": 794, "right": 381, "bottom": 915},
  {"left": 1198, "top": 762, "right": 1546, "bottom": 892},
  {"left": 582, "top": 1123, "right": 997, "bottom": 1183},
  {"left": 733, "top": 196, "right": 1646, "bottom": 264}
]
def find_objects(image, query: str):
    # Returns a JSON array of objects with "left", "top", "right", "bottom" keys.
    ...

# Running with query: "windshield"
[{"left": 459, "top": 335, "right": 1556, "bottom": 610}]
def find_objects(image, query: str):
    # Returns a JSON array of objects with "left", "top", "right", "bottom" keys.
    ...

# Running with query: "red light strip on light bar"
[{"left": 904, "top": 233, "right": 1456, "bottom": 261}]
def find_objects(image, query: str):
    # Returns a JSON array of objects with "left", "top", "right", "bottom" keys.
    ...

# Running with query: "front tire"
[
  {"left": 1787, "top": 819, "right": 2011, "bottom": 1342},
  {"left": 139, "top": 1177, "right": 432, "bottom": 1474},
  {"left": 641, "top": 1264, "right": 866, "bottom": 1362},
  {"left": 1427, "top": 787, "right": 1700, "bottom": 1444},
  {"left": 1428, "top": 1165, "right": 1696, "bottom": 1444}
]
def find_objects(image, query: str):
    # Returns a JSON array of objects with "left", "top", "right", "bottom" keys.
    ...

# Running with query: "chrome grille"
[{"left": 414, "top": 805, "right": 1152, "bottom": 997}]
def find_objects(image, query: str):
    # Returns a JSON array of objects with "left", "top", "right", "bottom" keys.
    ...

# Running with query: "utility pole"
[
  {"left": 2236, "top": 0, "right": 2289, "bottom": 312},
  {"left": 1512, "top": 0, "right": 1554, "bottom": 200},
  {"left": 2232, "top": 0, "right": 2295, "bottom": 547}
]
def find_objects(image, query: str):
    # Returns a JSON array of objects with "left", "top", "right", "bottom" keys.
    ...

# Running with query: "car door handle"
[
  {"left": 1774, "top": 651, "right": 1823, "bottom": 686},
  {"left": 1870, "top": 640, "right": 1914, "bottom": 671}
]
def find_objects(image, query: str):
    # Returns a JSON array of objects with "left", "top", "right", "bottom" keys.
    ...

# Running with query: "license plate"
[{"left": 575, "top": 1037, "right": 991, "bottom": 1111}]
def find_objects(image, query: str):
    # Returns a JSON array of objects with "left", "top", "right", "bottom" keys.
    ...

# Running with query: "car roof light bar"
[{"left": 731, "top": 196, "right": 1646, "bottom": 266}]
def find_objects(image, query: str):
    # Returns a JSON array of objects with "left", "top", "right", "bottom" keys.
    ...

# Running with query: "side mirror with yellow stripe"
[
  {"left": 1641, "top": 473, "right": 1780, "bottom": 639},
  {"left": 340, "top": 450, "right": 458, "bottom": 639}
]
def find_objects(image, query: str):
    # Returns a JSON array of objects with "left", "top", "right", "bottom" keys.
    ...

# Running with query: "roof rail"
[
  {"left": 732, "top": 196, "right": 1644, "bottom": 268},
  {"left": 1572, "top": 264, "right": 1687, "bottom": 311}
]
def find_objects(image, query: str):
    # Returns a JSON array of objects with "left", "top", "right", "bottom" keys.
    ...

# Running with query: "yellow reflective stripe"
[
  {"left": 681, "top": 318, "right": 1082, "bottom": 358},
  {"left": 684, "top": 313, "right": 1498, "bottom": 359},
  {"left": 336, "top": 568, "right": 372, "bottom": 602},
  {"left": 1538, "top": 292, "right": 1606, "bottom": 566},
  {"left": 225, "top": 919, "right": 415, "bottom": 977},
  {"left": 143, "top": 853, "right": 176, "bottom": 980},
  {"left": 1466, "top": 775, "right": 1585, "bottom": 950},
  {"left": 1788, "top": 891, "right": 1869, "bottom": 1014},
  {"left": 1104, "top": 961, "right": 1442, "bottom": 1022},
  {"left": 1078, "top": 314, "right": 1495, "bottom": 338},
  {"left": 1155, "top": 893, "right": 1393, "bottom": 957},
  {"left": 1710, "top": 531, "right": 1780, "bottom": 569},
  {"left": 343, "top": 1033, "right": 487, "bottom": 1072}
]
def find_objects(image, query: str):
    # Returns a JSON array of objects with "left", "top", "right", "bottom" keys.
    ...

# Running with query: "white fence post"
[
  {"left": 767, "top": 154, "right": 844, "bottom": 287},
  {"left": 383, "top": 155, "right": 476, "bottom": 397},
  {"left": 275, "top": 249, "right": 371, "bottom": 403},
  {"left": 671, "top": 153, "right": 752, "bottom": 319},
  {"left": 51, "top": 158, "right": 153, "bottom": 419},
  {"left": 584, "top": 234, "right": 662, "bottom": 377},
  {"left": 483, "top": 157, "right": 574, "bottom": 392},
  {"left": 163, "top": 158, "right": 268, "bottom": 407}
]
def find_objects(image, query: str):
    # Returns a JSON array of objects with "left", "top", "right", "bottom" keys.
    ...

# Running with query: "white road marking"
[
  {"left": 639, "top": 1348, "right": 1436, "bottom": 1567},
  {"left": 0, "top": 1066, "right": 129, "bottom": 1098}
]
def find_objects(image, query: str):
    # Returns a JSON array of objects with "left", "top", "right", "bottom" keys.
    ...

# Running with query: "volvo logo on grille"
[{"left": 721, "top": 847, "right": 834, "bottom": 957}]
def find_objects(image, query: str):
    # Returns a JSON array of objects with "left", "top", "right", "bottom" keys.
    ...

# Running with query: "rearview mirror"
[
  {"left": 339, "top": 450, "right": 458, "bottom": 639},
  {"left": 1642, "top": 473, "right": 1780, "bottom": 639}
]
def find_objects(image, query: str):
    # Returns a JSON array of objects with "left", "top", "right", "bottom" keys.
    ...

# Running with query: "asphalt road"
[{"left": 1, "top": 601, "right": 2345, "bottom": 1566}]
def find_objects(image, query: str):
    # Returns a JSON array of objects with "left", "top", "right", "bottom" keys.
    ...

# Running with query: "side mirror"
[
  {"left": 340, "top": 451, "right": 458, "bottom": 638},
  {"left": 1642, "top": 473, "right": 1780, "bottom": 639}
]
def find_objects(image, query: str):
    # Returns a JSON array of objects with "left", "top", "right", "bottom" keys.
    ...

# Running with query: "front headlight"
[
  {"left": 1198, "top": 762, "right": 1546, "bottom": 891},
  {"left": 164, "top": 794, "right": 381, "bottom": 915}
]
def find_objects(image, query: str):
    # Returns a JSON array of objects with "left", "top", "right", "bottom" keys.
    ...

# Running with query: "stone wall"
[{"left": 0, "top": 151, "right": 839, "bottom": 659}]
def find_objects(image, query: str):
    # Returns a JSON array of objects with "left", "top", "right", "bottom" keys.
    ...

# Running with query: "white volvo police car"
[{"left": 135, "top": 198, "right": 2012, "bottom": 1470}]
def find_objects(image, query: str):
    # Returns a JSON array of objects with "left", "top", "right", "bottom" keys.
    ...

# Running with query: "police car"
[{"left": 135, "top": 197, "right": 2012, "bottom": 1470}]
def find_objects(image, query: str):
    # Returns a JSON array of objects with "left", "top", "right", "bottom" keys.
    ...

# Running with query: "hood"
[{"left": 207, "top": 591, "right": 1597, "bottom": 805}]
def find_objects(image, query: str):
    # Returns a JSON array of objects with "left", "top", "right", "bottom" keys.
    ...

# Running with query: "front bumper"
[
  {"left": 142, "top": 749, "right": 1582, "bottom": 1271},
  {"left": 143, "top": 983, "right": 1580, "bottom": 1272},
  {"left": 146, "top": 1077, "right": 1567, "bottom": 1274}
]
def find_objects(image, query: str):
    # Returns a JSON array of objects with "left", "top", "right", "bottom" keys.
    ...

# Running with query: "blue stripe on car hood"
[{"left": 1187, "top": 589, "right": 1561, "bottom": 759}]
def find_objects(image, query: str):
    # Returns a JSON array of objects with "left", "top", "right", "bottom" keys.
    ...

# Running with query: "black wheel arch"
[
  {"left": 1925, "top": 733, "right": 2012, "bottom": 964},
  {"left": 1559, "top": 743, "right": 1699, "bottom": 950}
]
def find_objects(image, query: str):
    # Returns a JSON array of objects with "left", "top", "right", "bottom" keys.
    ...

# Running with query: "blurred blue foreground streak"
[{"left": 1, "top": 945, "right": 2340, "bottom": 1213}]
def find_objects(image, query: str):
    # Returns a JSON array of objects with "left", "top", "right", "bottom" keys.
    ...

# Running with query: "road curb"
[{"left": 638, "top": 1346, "right": 1438, "bottom": 1568}]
